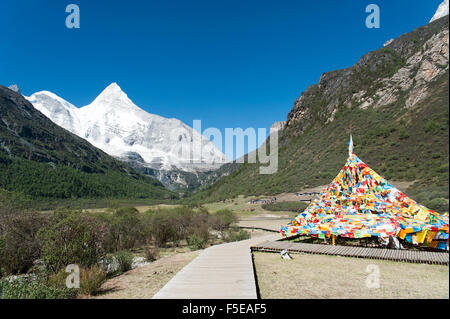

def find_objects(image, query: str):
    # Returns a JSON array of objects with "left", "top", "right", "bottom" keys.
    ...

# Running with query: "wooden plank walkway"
[
  {"left": 152, "top": 234, "right": 279, "bottom": 299},
  {"left": 251, "top": 240, "right": 449, "bottom": 265}
]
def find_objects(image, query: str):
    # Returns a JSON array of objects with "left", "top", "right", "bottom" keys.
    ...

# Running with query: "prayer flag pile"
[{"left": 280, "top": 154, "right": 449, "bottom": 250}]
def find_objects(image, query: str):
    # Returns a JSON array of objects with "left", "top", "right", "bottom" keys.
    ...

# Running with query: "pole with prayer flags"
[{"left": 348, "top": 135, "right": 353, "bottom": 158}]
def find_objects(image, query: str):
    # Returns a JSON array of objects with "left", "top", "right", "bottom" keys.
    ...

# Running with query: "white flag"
[{"left": 348, "top": 135, "right": 354, "bottom": 157}]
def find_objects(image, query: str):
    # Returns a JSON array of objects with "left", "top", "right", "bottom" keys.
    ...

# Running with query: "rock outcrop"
[{"left": 286, "top": 16, "right": 449, "bottom": 131}]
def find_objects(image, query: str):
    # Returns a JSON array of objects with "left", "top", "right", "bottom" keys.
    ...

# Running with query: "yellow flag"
[
  {"left": 416, "top": 229, "right": 427, "bottom": 244},
  {"left": 415, "top": 207, "right": 429, "bottom": 221}
]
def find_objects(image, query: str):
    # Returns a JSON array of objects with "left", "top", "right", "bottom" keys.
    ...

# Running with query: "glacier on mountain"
[{"left": 26, "top": 83, "right": 228, "bottom": 174}]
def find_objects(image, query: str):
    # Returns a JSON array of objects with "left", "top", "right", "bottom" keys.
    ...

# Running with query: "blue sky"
[{"left": 0, "top": 0, "right": 442, "bottom": 158}]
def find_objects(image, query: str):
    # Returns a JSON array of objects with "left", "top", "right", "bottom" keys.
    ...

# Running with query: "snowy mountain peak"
[
  {"left": 430, "top": 0, "right": 449, "bottom": 23},
  {"left": 89, "top": 82, "right": 135, "bottom": 109},
  {"left": 26, "top": 84, "right": 228, "bottom": 175},
  {"left": 100, "top": 82, "right": 125, "bottom": 96}
]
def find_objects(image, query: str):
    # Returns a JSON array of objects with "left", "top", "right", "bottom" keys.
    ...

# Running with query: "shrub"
[
  {"left": 142, "top": 206, "right": 213, "bottom": 248},
  {"left": 168, "top": 208, "right": 192, "bottom": 246},
  {"left": 0, "top": 275, "right": 76, "bottom": 299},
  {"left": 114, "top": 251, "right": 134, "bottom": 273},
  {"left": 147, "top": 210, "right": 177, "bottom": 247},
  {"left": 210, "top": 209, "right": 237, "bottom": 235},
  {"left": 107, "top": 207, "right": 145, "bottom": 251},
  {"left": 0, "top": 212, "right": 47, "bottom": 276},
  {"left": 141, "top": 211, "right": 155, "bottom": 243},
  {"left": 186, "top": 211, "right": 210, "bottom": 247},
  {"left": 37, "top": 210, "right": 108, "bottom": 272},
  {"left": 48, "top": 265, "right": 107, "bottom": 296},
  {"left": 224, "top": 228, "right": 251, "bottom": 242},
  {"left": 187, "top": 234, "right": 207, "bottom": 251},
  {"left": 145, "top": 247, "right": 160, "bottom": 262},
  {"left": 188, "top": 221, "right": 210, "bottom": 242},
  {"left": 145, "top": 206, "right": 193, "bottom": 247},
  {"left": 79, "top": 265, "right": 107, "bottom": 296}
]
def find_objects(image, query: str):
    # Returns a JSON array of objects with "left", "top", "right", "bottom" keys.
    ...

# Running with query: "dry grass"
[
  {"left": 254, "top": 252, "right": 449, "bottom": 299},
  {"left": 238, "top": 219, "right": 290, "bottom": 232},
  {"left": 92, "top": 250, "right": 199, "bottom": 299}
]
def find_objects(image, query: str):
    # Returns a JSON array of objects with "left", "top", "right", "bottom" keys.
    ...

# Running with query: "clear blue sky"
[{"left": 0, "top": 0, "right": 442, "bottom": 157}]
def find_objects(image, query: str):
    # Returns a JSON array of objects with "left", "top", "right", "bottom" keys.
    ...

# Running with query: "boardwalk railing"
[{"left": 251, "top": 240, "right": 449, "bottom": 265}]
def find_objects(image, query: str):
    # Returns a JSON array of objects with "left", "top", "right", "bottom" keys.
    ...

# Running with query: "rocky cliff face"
[
  {"left": 286, "top": 16, "right": 449, "bottom": 133},
  {"left": 122, "top": 150, "right": 241, "bottom": 193}
]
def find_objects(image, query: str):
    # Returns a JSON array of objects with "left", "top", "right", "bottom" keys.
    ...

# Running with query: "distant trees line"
[{"left": 0, "top": 152, "right": 173, "bottom": 200}]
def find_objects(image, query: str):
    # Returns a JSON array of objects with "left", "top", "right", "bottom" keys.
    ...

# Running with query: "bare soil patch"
[{"left": 91, "top": 250, "right": 199, "bottom": 299}]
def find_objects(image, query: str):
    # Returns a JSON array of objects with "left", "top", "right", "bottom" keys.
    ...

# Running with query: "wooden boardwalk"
[
  {"left": 152, "top": 234, "right": 279, "bottom": 299},
  {"left": 252, "top": 240, "right": 449, "bottom": 265}
]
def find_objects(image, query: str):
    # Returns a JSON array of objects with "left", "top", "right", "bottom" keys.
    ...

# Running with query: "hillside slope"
[
  {"left": 188, "top": 16, "right": 449, "bottom": 212},
  {"left": 0, "top": 85, "right": 174, "bottom": 202}
]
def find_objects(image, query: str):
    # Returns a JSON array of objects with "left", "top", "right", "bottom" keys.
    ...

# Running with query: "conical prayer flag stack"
[{"left": 280, "top": 154, "right": 449, "bottom": 250}]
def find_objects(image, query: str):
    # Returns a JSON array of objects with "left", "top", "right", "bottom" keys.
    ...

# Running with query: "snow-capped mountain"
[
  {"left": 27, "top": 90, "right": 81, "bottom": 134},
  {"left": 430, "top": 0, "right": 449, "bottom": 23},
  {"left": 26, "top": 83, "right": 228, "bottom": 183}
]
